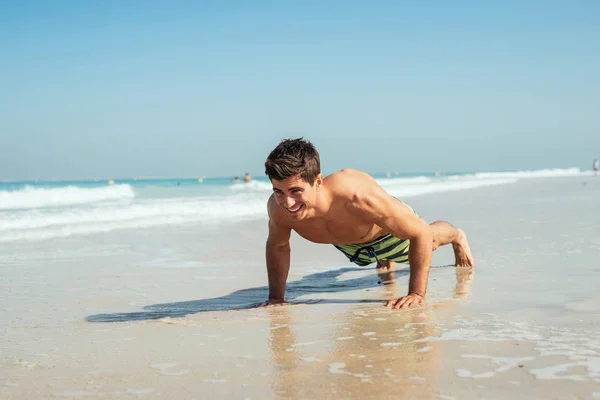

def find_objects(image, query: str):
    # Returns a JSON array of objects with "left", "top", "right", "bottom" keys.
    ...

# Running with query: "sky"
[{"left": 1, "top": 0, "right": 599, "bottom": 180}]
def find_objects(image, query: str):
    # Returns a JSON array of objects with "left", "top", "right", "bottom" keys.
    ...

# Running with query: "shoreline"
[{"left": 2, "top": 176, "right": 600, "bottom": 399}]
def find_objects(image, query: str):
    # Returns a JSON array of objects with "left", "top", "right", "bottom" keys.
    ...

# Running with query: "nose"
[{"left": 284, "top": 196, "right": 295, "bottom": 208}]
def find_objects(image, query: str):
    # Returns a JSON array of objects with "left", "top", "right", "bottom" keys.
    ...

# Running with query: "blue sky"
[{"left": 1, "top": 0, "right": 599, "bottom": 180}]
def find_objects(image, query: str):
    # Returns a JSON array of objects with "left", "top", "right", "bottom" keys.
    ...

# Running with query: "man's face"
[{"left": 271, "top": 174, "right": 321, "bottom": 221}]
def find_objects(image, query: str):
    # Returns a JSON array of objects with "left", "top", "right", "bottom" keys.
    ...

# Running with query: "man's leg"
[
  {"left": 430, "top": 221, "right": 474, "bottom": 267},
  {"left": 376, "top": 221, "right": 473, "bottom": 282}
]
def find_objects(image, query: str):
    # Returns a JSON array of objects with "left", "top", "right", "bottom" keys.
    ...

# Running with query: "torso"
[
  {"left": 292, "top": 213, "right": 386, "bottom": 245},
  {"left": 270, "top": 170, "right": 389, "bottom": 245}
]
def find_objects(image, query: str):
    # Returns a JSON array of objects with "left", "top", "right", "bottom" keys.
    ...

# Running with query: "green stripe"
[{"left": 333, "top": 199, "right": 418, "bottom": 266}]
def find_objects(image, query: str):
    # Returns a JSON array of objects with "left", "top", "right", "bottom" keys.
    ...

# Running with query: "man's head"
[
  {"left": 265, "top": 138, "right": 323, "bottom": 220},
  {"left": 265, "top": 138, "right": 320, "bottom": 183}
]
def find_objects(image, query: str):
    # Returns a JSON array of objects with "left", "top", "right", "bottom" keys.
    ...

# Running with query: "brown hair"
[{"left": 265, "top": 138, "right": 321, "bottom": 183}]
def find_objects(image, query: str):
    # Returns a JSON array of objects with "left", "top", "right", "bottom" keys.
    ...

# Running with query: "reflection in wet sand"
[
  {"left": 266, "top": 267, "right": 474, "bottom": 399},
  {"left": 454, "top": 267, "right": 474, "bottom": 299}
]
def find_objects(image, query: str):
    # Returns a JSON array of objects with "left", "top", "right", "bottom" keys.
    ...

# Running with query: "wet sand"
[{"left": 1, "top": 176, "right": 600, "bottom": 399}]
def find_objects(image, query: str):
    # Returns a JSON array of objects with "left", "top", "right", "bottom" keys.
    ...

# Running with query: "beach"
[{"left": 1, "top": 174, "right": 600, "bottom": 399}]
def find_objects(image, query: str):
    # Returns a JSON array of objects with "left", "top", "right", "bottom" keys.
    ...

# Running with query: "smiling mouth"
[{"left": 286, "top": 204, "right": 304, "bottom": 214}]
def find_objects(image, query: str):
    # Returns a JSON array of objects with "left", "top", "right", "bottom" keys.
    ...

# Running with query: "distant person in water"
[
  {"left": 594, "top": 159, "right": 599, "bottom": 177},
  {"left": 233, "top": 177, "right": 240, "bottom": 183},
  {"left": 244, "top": 173, "right": 252, "bottom": 183},
  {"left": 259, "top": 138, "right": 474, "bottom": 310}
]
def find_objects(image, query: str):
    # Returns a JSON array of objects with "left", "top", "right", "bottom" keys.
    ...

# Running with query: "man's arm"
[
  {"left": 347, "top": 181, "right": 433, "bottom": 309},
  {"left": 265, "top": 218, "right": 292, "bottom": 304},
  {"left": 260, "top": 196, "right": 292, "bottom": 305}
]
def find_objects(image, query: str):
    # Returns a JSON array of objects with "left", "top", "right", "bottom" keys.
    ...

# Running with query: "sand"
[{"left": 1, "top": 176, "right": 600, "bottom": 399}]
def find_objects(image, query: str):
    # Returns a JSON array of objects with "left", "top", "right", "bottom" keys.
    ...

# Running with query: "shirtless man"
[{"left": 261, "top": 138, "right": 474, "bottom": 309}]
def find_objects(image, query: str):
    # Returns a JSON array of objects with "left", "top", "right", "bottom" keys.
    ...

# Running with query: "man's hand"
[
  {"left": 256, "top": 298, "right": 288, "bottom": 308},
  {"left": 385, "top": 293, "right": 424, "bottom": 309}
]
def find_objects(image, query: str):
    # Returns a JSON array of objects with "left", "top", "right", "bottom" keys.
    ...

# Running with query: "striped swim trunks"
[
  {"left": 333, "top": 200, "right": 417, "bottom": 267},
  {"left": 334, "top": 234, "right": 410, "bottom": 266}
]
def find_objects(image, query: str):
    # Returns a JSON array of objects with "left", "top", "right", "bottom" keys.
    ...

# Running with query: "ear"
[{"left": 314, "top": 174, "right": 324, "bottom": 189}]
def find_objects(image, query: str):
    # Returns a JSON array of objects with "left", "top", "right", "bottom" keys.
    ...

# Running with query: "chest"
[{"left": 292, "top": 217, "right": 381, "bottom": 245}]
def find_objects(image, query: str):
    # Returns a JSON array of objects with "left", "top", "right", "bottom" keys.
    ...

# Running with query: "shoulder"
[
  {"left": 325, "top": 169, "right": 379, "bottom": 198},
  {"left": 326, "top": 168, "right": 374, "bottom": 183},
  {"left": 325, "top": 169, "right": 388, "bottom": 214},
  {"left": 267, "top": 194, "right": 290, "bottom": 227}
]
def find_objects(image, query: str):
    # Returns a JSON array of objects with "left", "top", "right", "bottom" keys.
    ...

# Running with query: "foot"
[
  {"left": 376, "top": 260, "right": 396, "bottom": 285},
  {"left": 452, "top": 229, "right": 475, "bottom": 267}
]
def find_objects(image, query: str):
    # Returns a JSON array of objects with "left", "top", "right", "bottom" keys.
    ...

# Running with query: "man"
[
  {"left": 594, "top": 159, "right": 599, "bottom": 177},
  {"left": 261, "top": 138, "right": 474, "bottom": 309}
]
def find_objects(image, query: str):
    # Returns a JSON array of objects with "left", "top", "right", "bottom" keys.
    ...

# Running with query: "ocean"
[{"left": 0, "top": 168, "right": 590, "bottom": 244}]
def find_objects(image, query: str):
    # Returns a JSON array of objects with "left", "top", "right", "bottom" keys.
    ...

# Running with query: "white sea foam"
[
  {"left": 379, "top": 178, "right": 518, "bottom": 198},
  {"left": 229, "top": 180, "right": 273, "bottom": 192},
  {"left": 449, "top": 167, "right": 588, "bottom": 180},
  {"left": 375, "top": 176, "right": 432, "bottom": 185},
  {"left": 0, "top": 194, "right": 268, "bottom": 243},
  {"left": 0, "top": 167, "right": 586, "bottom": 242},
  {"left": 0, "top": 185, "right": 134, "bottom": 210}
]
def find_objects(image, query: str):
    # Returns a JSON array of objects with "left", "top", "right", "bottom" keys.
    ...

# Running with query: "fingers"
[{"left": 385, "top": 295, "right": 424, "bottom": 309}]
